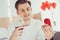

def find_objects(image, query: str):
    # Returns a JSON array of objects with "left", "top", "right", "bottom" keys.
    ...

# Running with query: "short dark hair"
[{"left": 15, "top": 0, "right": 31, "bottom": 10}]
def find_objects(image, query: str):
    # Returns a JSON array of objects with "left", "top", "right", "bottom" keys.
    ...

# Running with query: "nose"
[{"left": 24, "top": 10, "right": 29, "bottom": 16}]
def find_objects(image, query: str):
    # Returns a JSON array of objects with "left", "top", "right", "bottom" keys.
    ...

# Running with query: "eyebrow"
[
  {"left": 27, "top": 7, "right": 31, "bottom": 9},
  {"left": 20, "top": 7, "right": 31, "bottom": 10}
]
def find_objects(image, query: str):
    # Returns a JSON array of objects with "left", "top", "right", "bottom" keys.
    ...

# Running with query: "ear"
[{"left": 31, "top": 8, "right": 32, "bottom": 11}]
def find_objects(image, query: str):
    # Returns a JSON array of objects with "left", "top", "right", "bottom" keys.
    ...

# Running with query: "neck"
[{"left": 23, "top": 20, "right": 31, "bottom": 26}]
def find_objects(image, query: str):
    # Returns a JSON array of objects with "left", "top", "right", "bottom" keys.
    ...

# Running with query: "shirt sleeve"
[{"left": 35, "top": 20, "right": 45, "bottom": 40}]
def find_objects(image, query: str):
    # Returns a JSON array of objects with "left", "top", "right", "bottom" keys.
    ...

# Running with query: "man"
[
  {"left": 9, "top": 0, "right": 54, "bottom": 40},
  {"left": 9, "top": 0, "right": 45, "bottom": 40}
]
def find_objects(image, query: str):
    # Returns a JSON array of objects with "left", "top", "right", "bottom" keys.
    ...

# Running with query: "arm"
[{"left": 35, "top": 20, "right": 45, "bottom": 40}]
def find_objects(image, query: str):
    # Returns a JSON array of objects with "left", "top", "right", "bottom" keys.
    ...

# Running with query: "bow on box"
[{"left": 41, "top": 1, "right": 56, "bottom": 10}]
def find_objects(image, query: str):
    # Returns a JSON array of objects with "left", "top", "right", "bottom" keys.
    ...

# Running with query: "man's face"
[{"left": 17, "top": 3, "right": 32, "bottom": 21}]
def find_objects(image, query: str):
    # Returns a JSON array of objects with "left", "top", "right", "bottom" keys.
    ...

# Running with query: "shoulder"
[
  {"left": 31, "top": 19, "right": 42, "bottom": 25},
  {"left": 31, "top": 19, "right": 42, "bottom": 23}
]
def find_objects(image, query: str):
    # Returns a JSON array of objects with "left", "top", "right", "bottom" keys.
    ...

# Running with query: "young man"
[
  {"left": 9, "top": 0, "right": 54, "bottom": 40},
  {"left": 9, "top": 0, "right": 45, "bottom": 40}
]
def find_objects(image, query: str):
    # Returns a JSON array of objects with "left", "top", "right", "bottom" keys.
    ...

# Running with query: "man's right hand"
[{"left": 9, "top": 27, "right": 24, "bottom": 40}]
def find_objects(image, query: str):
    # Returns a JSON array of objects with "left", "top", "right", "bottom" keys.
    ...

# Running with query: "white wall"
[{"left": 0, "top": 0, "right": 8, "bottom": 17}]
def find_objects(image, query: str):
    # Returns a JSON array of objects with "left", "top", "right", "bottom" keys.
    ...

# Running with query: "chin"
[
  {"left": 24, "top": 18, "right": 30, "bottom": 21},
  {"left": 23, "top": 16, "right": 31, "bottom": 21}
]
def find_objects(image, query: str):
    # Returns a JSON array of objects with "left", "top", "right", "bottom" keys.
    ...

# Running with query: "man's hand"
[
  {"left": 9, "top": 27, "right": 24, "bottom": 40},
  {"left": 42, "top": 24, "right": 54, "bottom": 40}
]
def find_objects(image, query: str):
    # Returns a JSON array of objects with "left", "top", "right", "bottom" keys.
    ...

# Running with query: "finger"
[
  {"left": 42, "top": 27, "right": 49, "bottom": 37},
  {"left": 42, "top": 25, "right": 54, "bottom": 39},
  {"left": 15, "top": 27, "right": 24, "bottom": 31},
  {"left": 43, "top": 24, "right": 53, "bottom": 33},
  {"left": 42, "top": 25, "right": 49, "bottom": 32},
  {"left": 42, "top": 26, "right": 49, "bottom": 34},
  {"left": 42, "top": 25, "right": 54, "bottom": 38},
  {"left": 17, "top": 32, "right": 22, "bottom": 36},
  {"left": 42, "top": 25, "right": 54, "bottom": 36},
  {"left": 18, "top": 30, "right": 23, "bottom": 33},
  {"left": 42, "top": 25, "right": 52, "bottom": 35},
  {"left": 46, "top": 24, "right": 53, "bottom": 33},
  {"left": 46, "top": 24, "right": 53, "bottom": 30},
  {"left": 42, "top": 27, "right": 52, "bottom": 38}
]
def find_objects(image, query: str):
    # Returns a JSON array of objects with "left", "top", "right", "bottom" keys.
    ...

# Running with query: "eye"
[{"left": 27, "top": 8, "right": 31, "bottom": 11}]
